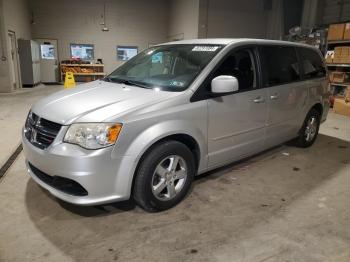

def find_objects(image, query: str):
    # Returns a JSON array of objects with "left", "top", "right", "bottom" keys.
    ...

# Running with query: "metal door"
[
  {"left": 207, "top": 47, "right": 268, "bottom": 167},
  {"left": 208, "top": 89, "right": 268, "bottom": 167},
  {"left": 35, "top": 38, "right": 59, "bottom": 83}
]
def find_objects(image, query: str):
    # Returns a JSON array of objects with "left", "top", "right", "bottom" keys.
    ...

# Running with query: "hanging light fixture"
[{"left": 101, "top": 3, "right": 109, "bottom": 32}]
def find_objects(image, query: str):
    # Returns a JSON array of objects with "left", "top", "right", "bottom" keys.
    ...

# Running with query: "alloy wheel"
[
  {"left": 305, "top": 116, "right": 318, "bottom": 142},
  {"left": 151, "top": 155, "right": 188, "bottom": 201}
]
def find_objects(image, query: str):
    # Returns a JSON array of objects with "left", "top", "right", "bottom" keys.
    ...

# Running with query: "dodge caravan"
[{"left": 22, "top": 39, "right": 330, "bottom": 211}]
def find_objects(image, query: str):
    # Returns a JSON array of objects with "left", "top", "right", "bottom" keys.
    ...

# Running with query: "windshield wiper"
[
  {"left": 102, "top": 76, "right": 112, "bottom": 82},
  {"left": 121, "top": 80, "right": 151, "bottom": 89},
  {"left": 107, "top": 77, "right": 151, "bottom": 89}
]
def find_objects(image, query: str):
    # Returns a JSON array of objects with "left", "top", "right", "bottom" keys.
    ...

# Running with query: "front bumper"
[{"left": 22, "top": 128, "right": 136, "bottom": 205}]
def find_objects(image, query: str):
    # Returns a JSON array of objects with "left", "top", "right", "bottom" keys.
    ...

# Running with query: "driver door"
[{"left": 207, "top": 47, "right": 268, "bottom": 167}]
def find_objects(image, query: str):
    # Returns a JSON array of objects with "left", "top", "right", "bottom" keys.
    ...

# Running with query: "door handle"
[
  {"left": 270, "top": 93, "right": 279, "bottom": 100},
  {"left": 253, "top": 96, "right": 265, "bottom": 103}
]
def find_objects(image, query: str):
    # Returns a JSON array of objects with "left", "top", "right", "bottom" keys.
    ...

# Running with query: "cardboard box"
[
  {"left": 333, "top": 57, "right": 350, "bottom": 64},
  {"left": 333, "top": 98, "right": 350, "bottom": 117},
  {"left": 334, "top": 47, "right": 343, "bottom": 58},
  {"left": 341, "top": 57, "right": 350, "bottom": 63},
  {"left": 329, "top": 71, "right": 337, "bottom": 82},
  {"left": 344, "top": 23, "right": 350, "bottom": 40},
  {"left": 328, "top": 23, "right": 345, "bottom": 40},
  {"left": 334, "top": 46, "right": 350, "bottom": 57},
  {"left": 346, "top": 87, "right": 350, "bottom": 102},
  {"left": 330, "top": 72, "right": 350, "bottom": 83},
  {"left": 342, "top": 47, "right": 350, "bottom": 56},
  {"left": 332, "top": 57, "right": 350, "bottom": 63},
  {"left": 333, "top": 57, "right": 343, "bottom": 64}
]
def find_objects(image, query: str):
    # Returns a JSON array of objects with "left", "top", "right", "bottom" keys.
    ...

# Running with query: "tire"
[
  {"left": 294, "top": 108, "right": 321, "bottom": 148},
  {"left": 133, "top": 140, "right": 196, "bottom": 212}
]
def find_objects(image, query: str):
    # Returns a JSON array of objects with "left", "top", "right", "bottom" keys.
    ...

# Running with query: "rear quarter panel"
[
  {"left": 296, "top": 47, "right": 330, "bottom": 129},
  {"left": 295, "top": 77, "right": 329, "bottom": 130}
]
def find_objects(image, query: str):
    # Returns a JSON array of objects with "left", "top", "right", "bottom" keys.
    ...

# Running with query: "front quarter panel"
[{"left": 111, "top": 99, "right": 208, "bottom": 174}]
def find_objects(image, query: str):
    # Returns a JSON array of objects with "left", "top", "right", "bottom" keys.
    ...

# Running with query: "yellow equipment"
[{"left": 64, "top": 72, "right": 76, "bottom": 89}]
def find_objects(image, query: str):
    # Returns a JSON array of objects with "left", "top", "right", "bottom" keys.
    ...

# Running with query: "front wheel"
[
  {"left": 294, "top": 108, "right": 321, "bottom": 148},
  {"left": 133, "top": 140, "right": 195, "bottom": 212}
]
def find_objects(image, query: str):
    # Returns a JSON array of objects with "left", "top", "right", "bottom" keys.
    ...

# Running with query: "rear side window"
[
  {"left": 298, "top": 48, "right": 326, "bottom": 79},
  {"left": 259, "top": 46, "right": 301, "bottom": 87}
]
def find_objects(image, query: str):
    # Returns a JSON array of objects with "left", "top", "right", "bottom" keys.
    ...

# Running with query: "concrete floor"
[
  {"left": 0, "top": 85, "right": 62, "bottom": 166},
  {"left": 1, "top": 86, "right": 350, "bottom": 262}
]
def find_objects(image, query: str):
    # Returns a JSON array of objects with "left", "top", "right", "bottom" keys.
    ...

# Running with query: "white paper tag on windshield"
[{"left": 192, "top": 46, "right": 219, "bottom": 52}]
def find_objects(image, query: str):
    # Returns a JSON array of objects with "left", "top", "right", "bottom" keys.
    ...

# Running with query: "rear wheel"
[
  {"left": 294, "top": 108, "right": 321, "bottom": 148},
  {"left": 133, "top": 140, "right": 195, "bottom": 212}
]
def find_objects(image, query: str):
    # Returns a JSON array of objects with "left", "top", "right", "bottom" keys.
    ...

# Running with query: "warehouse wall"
[
  {"left": 0, "top": 0, "right": 31, "bottom": 93},
  {"left": 168, "top": 0, "right": 200, "bottom": 40},
  {"left": 301, "top": 0, "right": 324, "bottom": 27},
  {"left": 30, "top": 0, "right": 169, "bottom": 74},
  {"left": 199, "top": 0, "right": 269, "bottom": 39},
  {"left": 0, "top": 0, "right": 10, "bottom": 93},
  {"left": 321, "top": 0, "right": 350, "bottom": 25},
  {"left": 162, "top": 0, "right": 281, "bottom": 41},
  {"left": 266, "top": 0, "right": 284, "bottom": 40},
  {"left": 3, "top": 0, "right": 31, "bottom": 40},
  {"left": 297, "top": 0, "right": 348, "bottom": 28}
]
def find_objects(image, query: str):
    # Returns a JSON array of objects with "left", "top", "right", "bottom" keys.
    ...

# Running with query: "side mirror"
[{"left": 211, "top": 75, "right": 239, "bottom": 94}]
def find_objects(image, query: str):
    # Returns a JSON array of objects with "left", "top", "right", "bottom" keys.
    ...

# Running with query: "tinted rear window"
[
  {"left": 298, "top": 48, "right": 326, "bottom": 79},
  {"left": 259, "top": 46, "right": 301, "bottom": 87}
]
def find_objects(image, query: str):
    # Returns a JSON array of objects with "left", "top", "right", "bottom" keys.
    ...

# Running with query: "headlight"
[{"left": 64, "top": 123, "right": 122, "bottom": 149}]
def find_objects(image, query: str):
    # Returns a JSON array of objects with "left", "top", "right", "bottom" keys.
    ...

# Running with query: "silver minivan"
[{"left": 22, "top": 39, "right": 330, "bottom": 211}]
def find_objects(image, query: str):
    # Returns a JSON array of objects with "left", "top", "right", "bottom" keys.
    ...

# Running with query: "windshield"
[{"left": 105, "top": 44, "right": 224, "bottom": 91}]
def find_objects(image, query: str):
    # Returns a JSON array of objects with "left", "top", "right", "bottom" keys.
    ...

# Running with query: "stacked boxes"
[
  {"left": 328, "top": 23, "right": 350, "bottom": 116},
  {"left": 328, "top": 23, "right": 345, "bottom": 40},
  {"left": 333, "top": 46, "right": 350, "bottom": 64},
  {"left": 328, "top": 23, "right": 350, "bottom": 40},
  {"left": 326, "top": 23, "right": 350, "bottom": 64}
]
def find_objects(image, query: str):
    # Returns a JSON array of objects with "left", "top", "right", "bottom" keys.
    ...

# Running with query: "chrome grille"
[{"left": 24, "top": 112, "right": 62, "bottom": 149}]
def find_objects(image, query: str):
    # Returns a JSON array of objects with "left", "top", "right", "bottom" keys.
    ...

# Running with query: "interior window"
[
  {"left": 127, "top": 51, "right": 173, "bottom": 77},
  {"left": 298, "top": 48, "right": 326, "bottom": 79},
  {"left": 259, "top": 46, "right": 301, "bottom": 86},
  {"left": 213, "top": 49, "right": 257, "bottom": 91}
]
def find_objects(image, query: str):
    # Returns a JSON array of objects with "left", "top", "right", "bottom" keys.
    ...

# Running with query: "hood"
[{"left": 32, "top": 81, "right": 179, "bottom": 125}]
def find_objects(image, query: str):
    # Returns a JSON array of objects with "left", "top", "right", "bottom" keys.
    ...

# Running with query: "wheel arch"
[
  {"left": 298, "top": 102, "right": 323, "bottom": 131},
  {"left": 130, "top": 132, "right": 202, "bottom": 194},
  {"left": 142, "top": 133, "right": 201, "bottom": 169},
  {"left": 311, "top": 102, "right": 323, "bottom": 117}
]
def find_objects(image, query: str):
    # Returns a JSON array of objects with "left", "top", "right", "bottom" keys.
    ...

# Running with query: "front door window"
[{"left": 213, "top": 49, "right": 257, "bottom": 91}]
